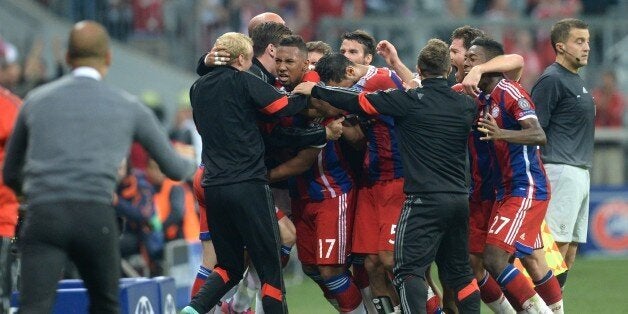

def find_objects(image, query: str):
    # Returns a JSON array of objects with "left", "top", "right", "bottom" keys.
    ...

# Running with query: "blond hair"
[{"left": 215, "top": 32, "right": 253, "bottom": 64}]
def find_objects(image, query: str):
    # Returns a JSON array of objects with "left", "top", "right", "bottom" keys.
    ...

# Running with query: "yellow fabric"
[{"left": 514, "top": 220, "right": 568, "bottom": 286}]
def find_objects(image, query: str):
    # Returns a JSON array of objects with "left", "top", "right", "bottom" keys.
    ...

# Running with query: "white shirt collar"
[{"left": 72, "top": 67, "right": 102, "bottom": 81}]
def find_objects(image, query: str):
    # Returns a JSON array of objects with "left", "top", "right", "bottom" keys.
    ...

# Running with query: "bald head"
[
  {"left": 247, "top": 12, "right": 285, "bottom": 35},
  {"left": 67, "top": 21, "right": 111, "bottom": 68}
]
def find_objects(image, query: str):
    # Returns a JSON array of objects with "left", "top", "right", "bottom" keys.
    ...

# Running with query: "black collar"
[
  {"left": 253, "top": 58, "right": 276, "bottom": 85},
  {"left": 420, "top": 77, "right": 449, "bottom": 87}
]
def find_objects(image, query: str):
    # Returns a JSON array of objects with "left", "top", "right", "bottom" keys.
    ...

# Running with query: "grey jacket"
[{"left": 3, "top": 69, "right": 196, "bottom": 206}]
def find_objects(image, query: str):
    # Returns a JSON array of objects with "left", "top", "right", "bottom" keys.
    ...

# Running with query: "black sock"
[
  {"left": 396, "top": 276, "right": 427, "bottom": 314},
  {"left": 190, "top": 272, "right": 237, "bottom": 312},
  {"left": 455, "top": 281, "right": 481, "bottom": 314}
]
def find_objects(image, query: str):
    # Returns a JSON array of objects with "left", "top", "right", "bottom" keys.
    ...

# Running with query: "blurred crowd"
[
  {"left": 113, "top": 89, "right": 202, "bottom": 277},
  {"left": 28, "top": 0, "right": 620, "bottom": 73},
  {"left": 33, "top": 0, "right": 621, "bottom": 40},
  {"left": 3, "top": 0, "right": 625, "bottom": 124}
]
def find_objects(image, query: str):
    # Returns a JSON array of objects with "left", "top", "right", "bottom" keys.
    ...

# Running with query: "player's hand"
[
  {"left": 376, "top": 40, "right": 399, "bottom": 65},
  {"left": 293, "top": 81, "right": 317, "bottom": 96},
  {"left": 325, "top": 117, "right": 345, "bottom": 140},
  {"left": 462, "top": 65, "right": 483, "bottom": 97},
  {"left": 403, "top": 78, "right": 421, "bottom": 90},
  {"left": 204, "top": 45, "right": 231, "bottom": 67},
  {"left": 477, "top": 114, "right": 502, "bottom": 141}
]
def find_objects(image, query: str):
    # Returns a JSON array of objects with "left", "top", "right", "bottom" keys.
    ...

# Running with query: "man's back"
[
  {"left": 192, "top": 66, "right": 268, "bottom": 187},
  {"left": 353, "top": 66, "right": 405, "bottom": 183},
  {"left": 385, "top": 78, "right": 475, "bottom": 194},
  {"left": 6, "top": 73, "right": 192, "bottom": 206},
  {"left": 313, "top": 77, "right": 476, "bottom": 194}
]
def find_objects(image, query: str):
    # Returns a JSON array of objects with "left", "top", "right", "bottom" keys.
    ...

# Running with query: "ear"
[
  {"left": 267, "top": 44, "right": 275, "bottom": 58},
  {"left": 346, "top": 66, "right": 357, "bottom": 80},
  {"left": 105, "top": 49, "right": 112, "bottom": 67},
  {"left": 365, "top": 54, "right": 373, "bottom": 65},
  {"left": 302, "top": 59, "right": 309, "bottom": 72},
  {"left": 556, "top": 43, "right": 564, "bottom": 53}
]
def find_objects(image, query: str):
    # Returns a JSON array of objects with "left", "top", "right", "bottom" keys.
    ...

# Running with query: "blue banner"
[{"left": 580, "top": 186, "right": 628, "bottom": 256}]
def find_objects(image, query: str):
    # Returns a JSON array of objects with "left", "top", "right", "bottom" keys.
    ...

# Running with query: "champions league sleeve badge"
[{"left": 517, "top": 98, "right": 532, "bottom": 110}]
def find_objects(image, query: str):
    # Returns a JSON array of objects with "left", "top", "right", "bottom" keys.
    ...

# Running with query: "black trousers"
[
  {"left": 191, "top": 181, "right": 285, "bottom": 313},
  {"left": 18, "top": 201, "right": 120, "bottom": 314},
  {"left": 393, "top": 193, "right": 479, "bottom": 314},
  {"left": 1, "top": 236, "right": 16, "bottom": 313}
]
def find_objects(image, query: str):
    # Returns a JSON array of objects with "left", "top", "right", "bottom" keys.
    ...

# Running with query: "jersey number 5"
[{"left": 388, "top": 224, "right": 397, "bottom": 245}]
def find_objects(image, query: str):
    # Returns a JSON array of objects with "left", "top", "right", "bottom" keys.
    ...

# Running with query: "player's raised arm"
[
  {"left": 462, "top": 54, "right": 524, "bottom": 96},
  {"left": 377, "top": 40, "right": 418, "bottom": 88}
]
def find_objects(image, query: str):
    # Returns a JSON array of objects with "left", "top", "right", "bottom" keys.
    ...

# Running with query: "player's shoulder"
[
  {"left": 375, "top": 66, "right": 393, "bottom": 76},
  {"left": 303, "top": 70, "right": 321, "bottom": 83},
  {"left": 365, "top": 67, "right": 401, "bottom": 90},
  {"left": 496, "top": 79, "right": 528, "bottom": 100},
  {"left": 497, "top": 80, "right": 537, "bottom": 112},
  {"left": 358, "top": 66, "right": 379, "bottom": 84},
  {"left": 534, "top": 64, "right": 565, "bottom": 86}
]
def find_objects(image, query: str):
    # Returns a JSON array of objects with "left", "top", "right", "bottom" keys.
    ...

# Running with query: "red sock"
[
  {"left": 495, "top": 265, "right": 536, "bottom": 311},
  {"left": 426, "top": 289, "right": 442, "bottom": 314},
  {"left": 352, "top": 263, "right": 369, "bottom": 289},
  {"left": 191, "top": 265, "right": 211, "bottom": 297},
  {"left": 335, "top": 282, "right": 363, "bottom": 312},
  {"left": 281, "top": 245, "right": 292, "bottom": 268},
  {"left": 479, "top": 272, "right": 504, "bottom": 303},
  {"left": 281, "top": 254, "right": 290, "bottom": 268},
  {"left": 309, "top": 274, "right": 335, "bottom": 300},
  {"left": 534, "top": 271, "right": 562, "bottom": 305}
]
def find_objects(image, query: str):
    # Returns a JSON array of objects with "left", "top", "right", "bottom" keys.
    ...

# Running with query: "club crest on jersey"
[
  {"left": 517, "top": 98, "right": 531, "bottom": 110},
  {"left": 491, "top": 105, "right": 500, "bottom": 118}
]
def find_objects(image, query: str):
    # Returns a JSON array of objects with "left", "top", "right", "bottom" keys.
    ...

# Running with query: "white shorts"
[{"left": 544, "top": 163, "right": 590, "bottom": 243}]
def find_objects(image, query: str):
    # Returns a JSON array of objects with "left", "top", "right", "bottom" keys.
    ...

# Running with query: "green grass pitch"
[{"left": 282, "top": 258, "right": 628, "bottom": 313}]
